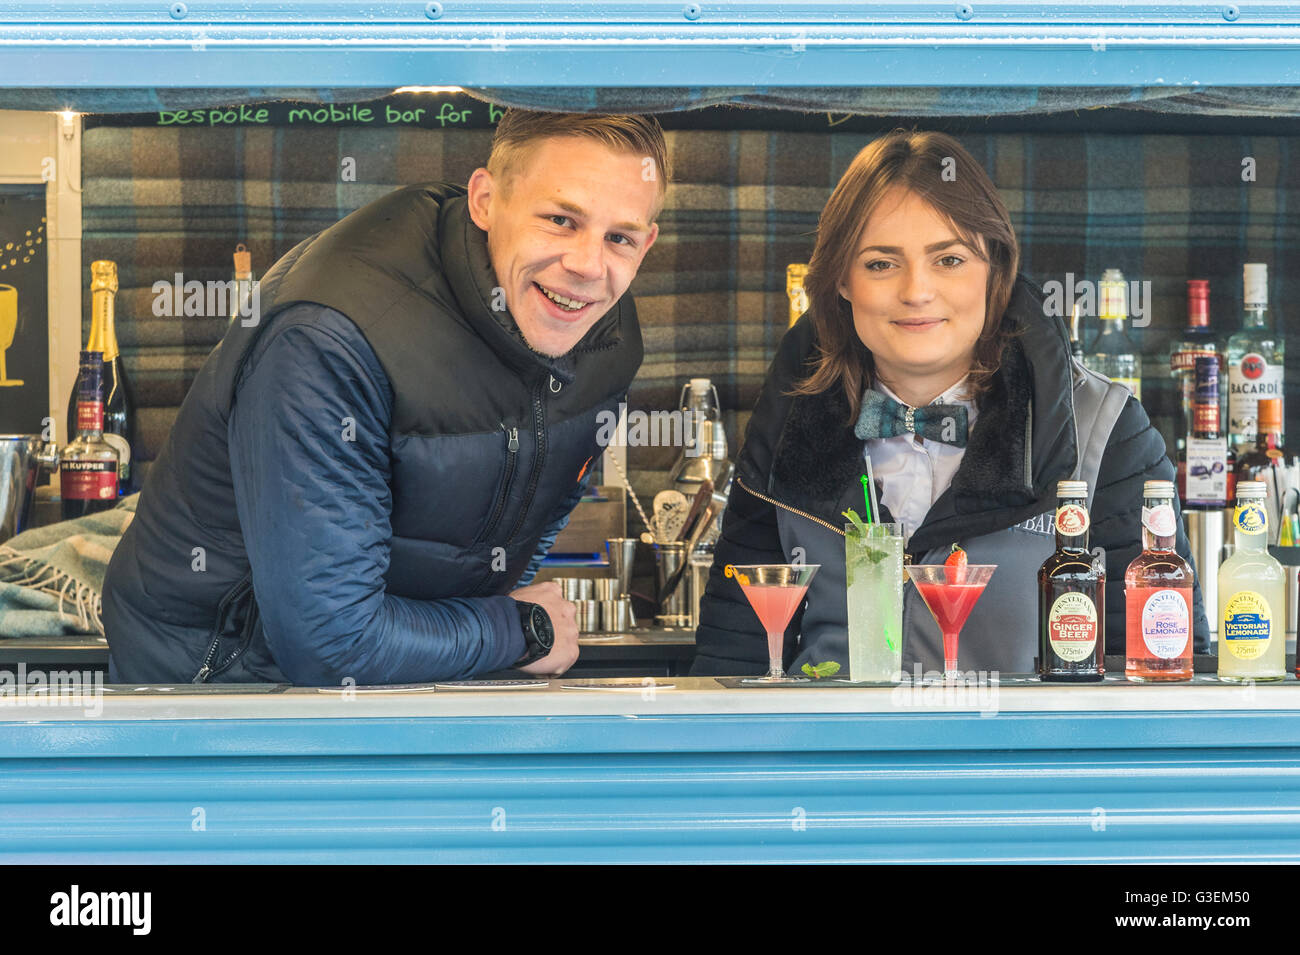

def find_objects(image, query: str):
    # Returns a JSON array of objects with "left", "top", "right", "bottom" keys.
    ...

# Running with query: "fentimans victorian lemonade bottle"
[{"left": 1217, "top": 481, "right": 1286, "bottom": 682}]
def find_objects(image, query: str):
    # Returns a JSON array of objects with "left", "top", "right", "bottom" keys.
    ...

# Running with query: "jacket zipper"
[
  {"left": 735, "top": 475, "right": 846, "bottom": 537},
  {"left": 476, "top": 423, "right": 519, "bottom": 543},
  {"left": 503, "top": 378, "right": 547, "bottom": 546},
  {"left": 735, "top": 474, "right": 914, "bottom": 564},
  {"left": 192, "top": 572, "right": 259, "bottom": 683}
]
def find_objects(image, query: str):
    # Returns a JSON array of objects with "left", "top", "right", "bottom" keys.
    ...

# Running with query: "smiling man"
[{"left": 102, "top": 109, "right": 667, "bottom": 685}]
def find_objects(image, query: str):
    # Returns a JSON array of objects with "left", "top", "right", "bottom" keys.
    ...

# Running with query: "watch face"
[{"left": 531, "top": 605, "right": 554, "bottom": 648}]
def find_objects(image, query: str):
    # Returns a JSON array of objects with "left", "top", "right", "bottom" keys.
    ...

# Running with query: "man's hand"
[{"left": 508, "top": 581, "right": 579, "bottom": 675}]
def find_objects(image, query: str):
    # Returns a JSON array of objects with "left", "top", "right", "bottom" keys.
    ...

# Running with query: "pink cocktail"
[
  {"left": 906, "top": 565, "right": 996, "bottom": 681},
  {"left": 726, "top": 563, "right": 820, "bottom": 682}
]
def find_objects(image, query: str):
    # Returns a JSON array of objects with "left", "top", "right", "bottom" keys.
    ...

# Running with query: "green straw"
[{"left": 861, "top": 458, "right": 880, "bottom": 525}]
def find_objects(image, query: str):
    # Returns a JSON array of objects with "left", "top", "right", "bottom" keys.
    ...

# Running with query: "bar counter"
[{"left": 4, "top": 670, "right": 1300, "bottom": 863}]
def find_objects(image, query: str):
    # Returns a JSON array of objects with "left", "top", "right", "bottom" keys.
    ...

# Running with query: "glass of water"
[{"left": 845, "top": 521, "right": 905, "bottom": 682}]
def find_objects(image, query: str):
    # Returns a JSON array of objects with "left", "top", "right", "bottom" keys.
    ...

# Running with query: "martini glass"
[
  {"left": 905, "top": 564, "right": 996, "bottom": 682},
  {"left": 726, "top": 563, "right": 820, "bottom": 683}
]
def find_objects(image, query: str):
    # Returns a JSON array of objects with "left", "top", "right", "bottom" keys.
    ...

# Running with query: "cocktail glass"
[
  {"left": 904, "top": 564, "right": 996, "bottom": 682},
  {"left": 845, "top": 522, "right": 905, "bottom": 682},
  {"left": 726, "top": 563, "right": 820, "bottom": 683}
]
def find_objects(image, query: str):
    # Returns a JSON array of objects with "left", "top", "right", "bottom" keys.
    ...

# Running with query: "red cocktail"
[
  {"left": 906, "top": 564, "right": 996, "bottom": 681},
  {"left": 726, "top": 563, "right": 820, "bottom": 682}
]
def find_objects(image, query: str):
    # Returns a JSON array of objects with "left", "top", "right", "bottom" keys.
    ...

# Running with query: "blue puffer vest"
[{"left": 103, "top": 181, "right": 641, "bottom": 682}]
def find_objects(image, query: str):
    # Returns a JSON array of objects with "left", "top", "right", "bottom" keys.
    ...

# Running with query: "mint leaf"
[{"left": 801, "top": 661, "right": 841, "bottom": 679}]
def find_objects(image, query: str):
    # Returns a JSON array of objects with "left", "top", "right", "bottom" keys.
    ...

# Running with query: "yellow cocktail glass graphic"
[{"left": 0, "top": 285, "right": 23, "bottom": 386}]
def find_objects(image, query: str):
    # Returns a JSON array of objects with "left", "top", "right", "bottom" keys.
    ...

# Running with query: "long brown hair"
[{"left": 791, "top": 129, "right": 1020, "bottom": 423}]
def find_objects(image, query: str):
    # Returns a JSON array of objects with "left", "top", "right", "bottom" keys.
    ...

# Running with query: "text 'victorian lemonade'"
[{"left": 1218, "top": 481, "right": 1286, "bottom": 682}]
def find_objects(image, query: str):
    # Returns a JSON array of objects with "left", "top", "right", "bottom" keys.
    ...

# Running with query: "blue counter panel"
[{"left": 2, "top": 711, "right": 1300, "bottom": 862}]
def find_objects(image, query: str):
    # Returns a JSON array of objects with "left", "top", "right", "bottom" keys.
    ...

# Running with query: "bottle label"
[
  {"left": 61, "top": 460, "right": 118, "bottom": 501},
  {"left": 1141, "top": 589, "right": 1190, "bottom": 659},
  {"left": 1234, "top": 501, "right": 1267, "bottom": 536},
  {"left": 1222, "top": 591, "right": 1273, "bottom": 659},
  {"left": 102, "top": 432, "right": 131, "bottom": 481},
  {"left": 1141, "top": 504, "right": 1177, "bottom": 537},
  {"left": 1185, "top": 437, "right": 1227, "bottom": 504},
  {"left": 1055, "top": 503, "right": 1090, "bottom": 537},
  {"left": 1048, "top": 591, "right": 1099, "bottom": 663},
  {"left": 75, "top": 400, "right": 104, "bottom": 434},
  {"left": 1228, "top": 354, "right": 1284, "bottom": 436}
]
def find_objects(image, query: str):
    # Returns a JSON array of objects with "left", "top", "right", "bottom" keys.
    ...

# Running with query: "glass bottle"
[
  {"left": 1038, "top": 480, "right": 1105, "bottom": 682},
  {"left": 1124, "top": 480, "right": 1194, "bottom": 682},
  {"left": 1226, "top": 263, "right": 1284, "bottom": 450},
  {"left": 60, "top": 350, "right": 120, "bottom": 519},
  {"left": 1217, "top": 481, "right": 1286, "bottom": 682},
  {"left": 1085, "top": 268, "right": 1142, "bottom": 402}
]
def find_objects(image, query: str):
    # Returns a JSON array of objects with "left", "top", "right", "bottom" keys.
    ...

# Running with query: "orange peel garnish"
[{"left": 724, "top": 564, "right": 751, "bottom": 587}]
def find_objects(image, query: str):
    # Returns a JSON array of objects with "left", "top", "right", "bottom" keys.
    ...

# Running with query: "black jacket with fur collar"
[{"left": 692, "top": 274, "right": 1209, "bottom": 676}]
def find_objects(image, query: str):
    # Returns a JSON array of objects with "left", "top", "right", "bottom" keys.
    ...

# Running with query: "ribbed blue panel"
[
  {"left": 3, "top": 713, "right": 1300, "bottom": 862},
  {"left": 6, "top": 2, "right": 1300, "bottom": 87}
]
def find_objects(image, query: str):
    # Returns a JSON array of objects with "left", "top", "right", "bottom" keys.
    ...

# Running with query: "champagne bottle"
[{"left": 67, "top": 260, "right": 136, "bottom": 495}]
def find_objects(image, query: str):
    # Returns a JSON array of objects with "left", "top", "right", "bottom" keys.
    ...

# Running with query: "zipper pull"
[
  {"left": 502, "top": 423, "right": 519, "bottom": 452},
  {"left": 192, "top": 665, "right": 211, "bottom": 685}
]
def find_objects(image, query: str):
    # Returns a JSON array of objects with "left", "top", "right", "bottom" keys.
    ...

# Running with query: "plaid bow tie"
[{"left": 853, "top": 389, "right": 969, "bottom": 448}]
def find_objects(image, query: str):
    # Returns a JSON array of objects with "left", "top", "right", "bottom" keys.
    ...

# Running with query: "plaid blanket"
[{"left": 0, "top": 495, "right": 138, "bottom": 637}]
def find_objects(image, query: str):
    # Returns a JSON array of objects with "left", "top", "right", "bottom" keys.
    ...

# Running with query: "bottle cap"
[
  {"left": 1237, "top": 480, "right": 1267, "bottom": 500},
  {"left": 1056, "top": 480, "right": 1089, "bottom": 498},
  {"left": 1186, "top": 279, "right": 1209, "bottom": 326},
  {"left": 1258, "top": 397, "right": 1283, "bottom": 434},
  {"left": 89, "top": 259, "right": 119, "bottom": 293},
  {"left": 1243, "top": 263, "right": 1268, "bottom": 306},
  {"left": 689, "top": 377, "right": 710, "bottom": 394},
  {"left": 1143, "top": 480, "right": 1176, "bottom": 499}
]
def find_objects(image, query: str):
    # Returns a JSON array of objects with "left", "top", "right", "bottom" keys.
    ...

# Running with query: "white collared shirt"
[{"left": 863, "top": 377, "right": 978, "bottom": 539}]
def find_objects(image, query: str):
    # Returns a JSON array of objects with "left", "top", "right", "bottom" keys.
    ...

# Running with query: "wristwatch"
[{"left": 514, "top": 601, "right": 554, "bottom": 667}]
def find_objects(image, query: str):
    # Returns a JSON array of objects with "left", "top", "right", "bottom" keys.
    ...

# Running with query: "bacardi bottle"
[
  {"left": 60, "top": 350, "right": 120, "bottom": 519},
  {"left": 1038, "top": 480, "right": 1105, "bottom": 681},
  {"left": 1227, "top": 263, "right": 1284, "bottom": 450},
  {"left": 1217, "top": 481, "right": 1286, "bottom": 682},
  {"left": 1124, "top": 481, "right": 1194, "bottom": 682}
]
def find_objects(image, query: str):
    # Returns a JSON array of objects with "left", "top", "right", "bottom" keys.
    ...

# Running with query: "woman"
[{"left": 692, "top": 129, "right": 1209, "bottom": 677}]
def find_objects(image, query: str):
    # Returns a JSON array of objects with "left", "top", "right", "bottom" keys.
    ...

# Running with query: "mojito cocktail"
[{"left": 845, "top": 521, "right": 904, "bottom": 682}]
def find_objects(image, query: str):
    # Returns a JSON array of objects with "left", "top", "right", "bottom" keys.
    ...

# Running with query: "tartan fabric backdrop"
[{"left": 80, "top": 122, "right": 1300, "bottom": 538}]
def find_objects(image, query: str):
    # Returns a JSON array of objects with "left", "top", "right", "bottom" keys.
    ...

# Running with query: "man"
[{"left": 103, "top": 109, "right": 667, "bottom": 684}]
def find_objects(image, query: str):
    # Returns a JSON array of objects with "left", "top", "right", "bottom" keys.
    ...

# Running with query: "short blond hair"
[{"left": 486, "top": 108, "right": 671, "bottom": 221}]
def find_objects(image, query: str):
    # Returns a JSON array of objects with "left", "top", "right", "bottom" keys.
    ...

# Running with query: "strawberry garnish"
[{"left": 945, "top": 544, "right": 968, "bottom": 584}]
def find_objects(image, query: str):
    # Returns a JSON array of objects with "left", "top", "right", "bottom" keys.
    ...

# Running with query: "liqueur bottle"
[
  {"left": 1217, "top": 481, "right": 1286, "bottom": 682},
  {"left": 1169, "top": 279, "right": 1218, "bottom": 464},
  {"left": 1232, "top": 397, "right": 1285, "bottom": 493},
  {"left": 1226, "top": 263, "right": 1284, "bottom": 450},
  {"left": 1038, "top": 480, "right": 1105, "bottom": 682},
  {"left": 60, "top": 350, "right": 119, "bottom": 519},
  {"left": 1124, "top": 481, "right": 1194, "bottom": 682},
  {"left": 1085, "top": 269, "right": 1142, "bottom": 401},
  {"left": 1182, "top": 355, "right": 1229, "bottom": 509},
  {"left": 66, "top": 260, "right": 136, "bottom": 495}
]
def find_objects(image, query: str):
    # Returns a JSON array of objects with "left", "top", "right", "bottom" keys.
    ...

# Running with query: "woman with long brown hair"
[{"left": 692, "top": 129, "right": 1208, "bottom": 677}]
